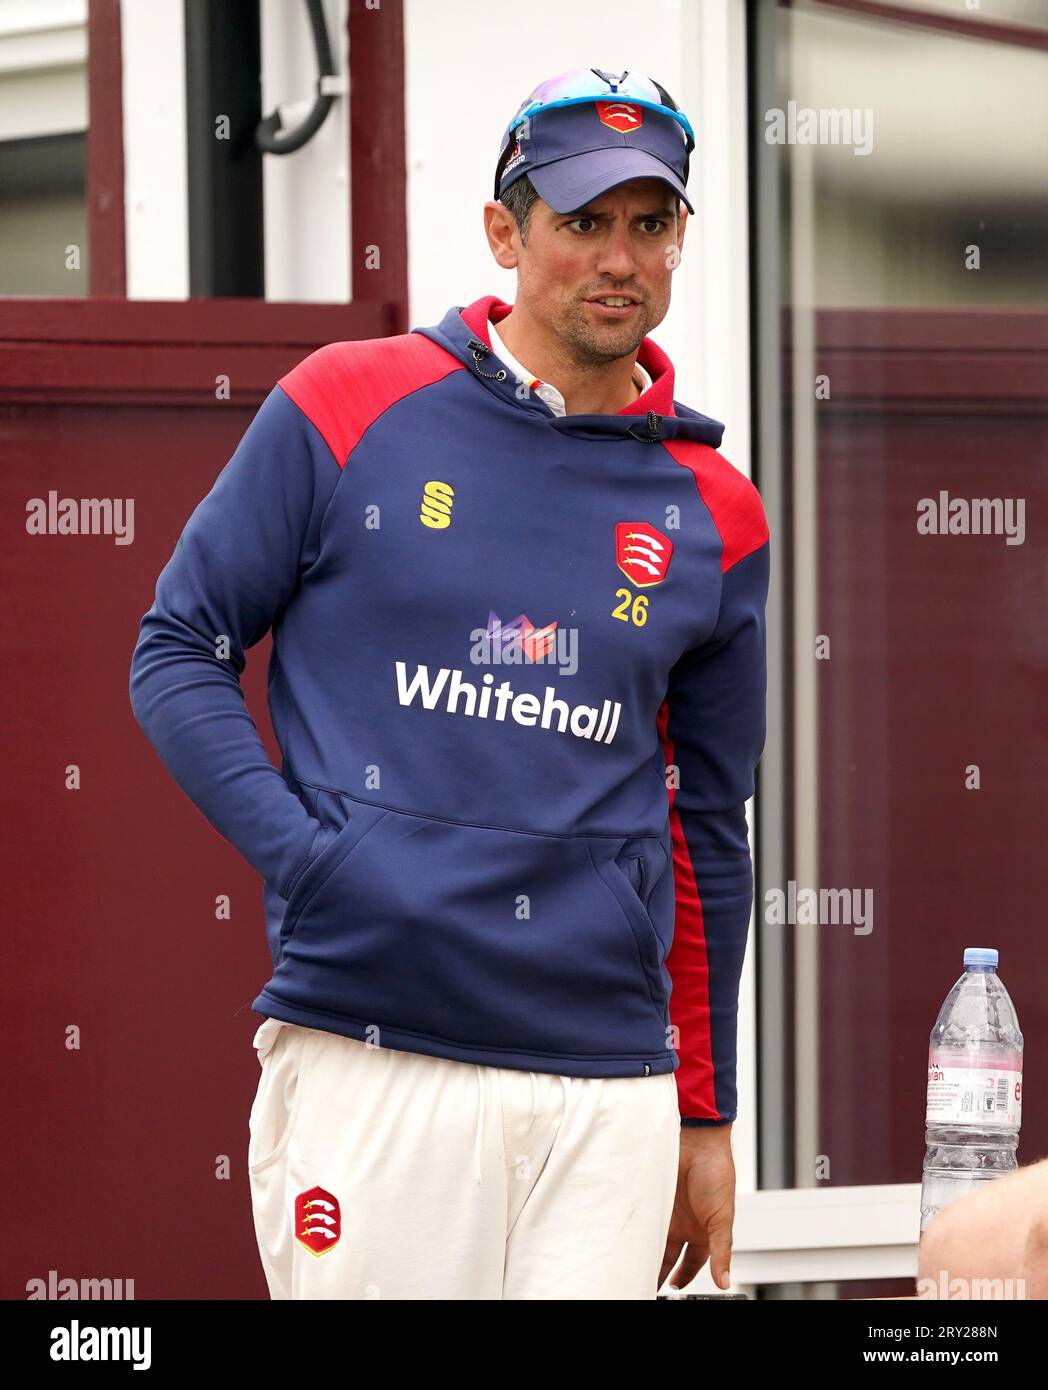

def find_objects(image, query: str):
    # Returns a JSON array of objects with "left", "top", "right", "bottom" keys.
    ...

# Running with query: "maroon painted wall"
[
  {"left": 3, "top": 0, "right": 408, "bottom": 1296},
  {"left": 0, "top": 300, "right": 393, "bottom": 1299}
]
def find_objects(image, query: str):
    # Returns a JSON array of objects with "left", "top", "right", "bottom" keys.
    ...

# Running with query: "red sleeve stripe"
[
  {"left": 657, "top": 698, "right": 719, "bottom": 1119},
  {"left": 278, "top": 334, "right": 464, "bottom": 468},
  {"left": 661, "top": 438, "right": 769, "bottom": 572}
]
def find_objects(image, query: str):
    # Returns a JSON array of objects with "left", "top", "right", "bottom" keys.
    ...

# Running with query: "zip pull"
[{"left": 467, "top": 337, "right": 508, "bottom": 382}]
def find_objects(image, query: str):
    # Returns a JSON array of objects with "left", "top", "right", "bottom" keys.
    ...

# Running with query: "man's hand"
[{"left": 660, "top": 1124, "right": 736, "bottom": 1293}]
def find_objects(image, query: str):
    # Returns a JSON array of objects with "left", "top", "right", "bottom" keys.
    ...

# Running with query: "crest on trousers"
[
  {"left": 295, "top": 1185, "right": 341, "bottom": 1257},
  {"left": 615, "top": 521, "right": 674, "bottom": 588}
]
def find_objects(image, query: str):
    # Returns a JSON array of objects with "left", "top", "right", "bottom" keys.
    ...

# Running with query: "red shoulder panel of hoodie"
[
  {"left": 662, "top": 439, "right": 769, "bottom": 573},
  {"left": 277, "top": 334, "right": 464, "bottom": 469}
]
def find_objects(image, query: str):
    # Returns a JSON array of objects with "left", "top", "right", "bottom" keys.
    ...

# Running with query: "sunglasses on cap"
[{"left": 494, "top": 67, "right": 696, "bottom": 201}]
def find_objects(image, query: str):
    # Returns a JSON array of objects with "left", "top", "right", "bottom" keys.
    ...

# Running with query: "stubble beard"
[{"left": 556, "top": 296, "right": 658, "bottom": 370}]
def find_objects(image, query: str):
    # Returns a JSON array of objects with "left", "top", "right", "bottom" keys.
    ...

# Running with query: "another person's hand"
[
  {"left": 918, "top": 1155, "right": 1048, "bottom": 1299},
  {"left": 660, "top": 1125, "right": 736, "bottom": 1292}
]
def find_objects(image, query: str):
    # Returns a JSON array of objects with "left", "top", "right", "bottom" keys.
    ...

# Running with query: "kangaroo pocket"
[{"left": 265, "top": 798, "right": 672, "bottom": 1064}]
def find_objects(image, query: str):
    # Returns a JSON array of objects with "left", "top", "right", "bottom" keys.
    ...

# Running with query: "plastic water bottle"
[{"left": 920, "top": 947, "right": 1023, "bottom": 1235}]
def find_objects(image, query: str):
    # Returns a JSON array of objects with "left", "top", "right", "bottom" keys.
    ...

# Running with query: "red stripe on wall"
[
  {"left": 86, "top": 0, "right": 127, "bottom": 296},
  {"left": 347, "top": 0, "right": 409, "bottom": 334}
]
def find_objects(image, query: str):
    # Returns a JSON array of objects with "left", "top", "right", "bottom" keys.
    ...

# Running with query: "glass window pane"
[
  {"left": 754, "top": 0, "right": 1048, "bottom": 1202},
  {"left": 0, "top": 133, "right": 87, "bottom": 296}
]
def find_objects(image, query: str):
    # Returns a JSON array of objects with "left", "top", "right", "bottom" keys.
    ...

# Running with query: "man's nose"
[{"left": 594, "top": 225, "right": 638, "bottom": 280}]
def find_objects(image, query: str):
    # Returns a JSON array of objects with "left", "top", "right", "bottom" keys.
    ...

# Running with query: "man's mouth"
[{"left": 586, "top": 294, "right": 642, "bottom": 318}]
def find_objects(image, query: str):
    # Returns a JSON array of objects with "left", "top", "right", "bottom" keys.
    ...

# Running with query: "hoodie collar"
[
  {"left": 487, "top": 313, "right": 652, "bottom": 418},
  {"left": 412, "top": 295, "right": 725, "bottom": 447},
  {"left": 461, "top": 294, "right": 675, "bottom": 417}
]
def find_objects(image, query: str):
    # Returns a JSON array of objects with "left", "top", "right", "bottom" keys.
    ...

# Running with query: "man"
[{"left": 129, "top": 66, "right": 769, "bottom": 1300}]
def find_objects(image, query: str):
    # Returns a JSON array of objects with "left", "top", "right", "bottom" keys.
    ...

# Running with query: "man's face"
[{"left": 509, "top": 178, "right": 686, "bottom": 364}]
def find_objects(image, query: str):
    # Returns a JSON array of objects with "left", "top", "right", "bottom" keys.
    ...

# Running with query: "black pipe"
[
  {"left": 255, "top": 0, "right": 338, "bottom": 155},
  {"left": 184, "top": 0, "right": 264, "bottom": 298}
]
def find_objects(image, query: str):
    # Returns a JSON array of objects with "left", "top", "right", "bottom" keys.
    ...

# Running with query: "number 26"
[{"left": 611, "top": 588, "right": 649, "bottom": 626}]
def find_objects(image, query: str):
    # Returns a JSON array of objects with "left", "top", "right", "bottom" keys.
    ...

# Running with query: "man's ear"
[{"left": 484, "top": 200, "right": 520, "bottom": 271}]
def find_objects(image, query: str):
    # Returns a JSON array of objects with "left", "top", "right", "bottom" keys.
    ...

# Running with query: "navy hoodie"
[{"left": 129, "top": 295, "right": 770, "bottom": 1124}]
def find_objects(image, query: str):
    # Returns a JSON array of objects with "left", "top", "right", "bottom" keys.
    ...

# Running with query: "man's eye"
[
  {"left": 568, "top": 218, "right": 596, "bottom": 232},
  {"left": 641, "top": 218, "right": 669, "bottom": 233}
]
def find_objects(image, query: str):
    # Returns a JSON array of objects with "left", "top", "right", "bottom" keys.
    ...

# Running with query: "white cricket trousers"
[{"left": 247, "top": 1017, "right": 681, "bottom": 1300}]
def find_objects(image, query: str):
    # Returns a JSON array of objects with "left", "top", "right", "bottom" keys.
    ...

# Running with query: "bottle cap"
[{"left": 964, "top": 947, "right": 998, "bottom": 968}]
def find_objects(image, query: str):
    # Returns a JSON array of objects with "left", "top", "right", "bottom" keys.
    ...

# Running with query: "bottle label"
[{"left": 926, "top": 1066, "right": 1022, "bottom": 1125}]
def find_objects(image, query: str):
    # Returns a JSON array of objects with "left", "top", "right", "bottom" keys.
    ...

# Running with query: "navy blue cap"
[{"left": 498, "top": 100, "right": 694, "bottom": 215}]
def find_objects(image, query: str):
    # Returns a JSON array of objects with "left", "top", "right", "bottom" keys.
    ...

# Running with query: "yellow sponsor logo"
[{"left": 420, "top": 480, "right": 455, "bottom": 529}]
